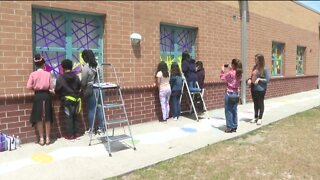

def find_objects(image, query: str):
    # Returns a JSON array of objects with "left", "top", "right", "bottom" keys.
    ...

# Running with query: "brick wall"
[{"left": 0, "top": 1, "right": 319, "bottom": 143}]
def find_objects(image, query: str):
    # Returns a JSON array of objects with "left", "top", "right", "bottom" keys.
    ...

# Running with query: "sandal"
[
  {"left": 39, "top": 138, "right": 45, "bottom": 146},
  {"left": 46, "top": 137, "right": 50, "bottom": 145}
]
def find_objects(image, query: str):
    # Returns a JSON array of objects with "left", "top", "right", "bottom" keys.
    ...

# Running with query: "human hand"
[
  {"left": 254, "top": 78, "right": 260, "bottom": 85},
  {"left": 49, "top": 89, "right": 55, "bottom": 94},
  {"left": 247, "top": 79, "right": 252, "bottom": 85}
]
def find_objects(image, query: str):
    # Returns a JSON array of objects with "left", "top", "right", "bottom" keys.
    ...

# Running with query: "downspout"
[
  {"left": 318, "top": 23, "right": 320, "bottom": 89},
  {"left": 241, "top": 0, "right": 247, "bottom": 104}
]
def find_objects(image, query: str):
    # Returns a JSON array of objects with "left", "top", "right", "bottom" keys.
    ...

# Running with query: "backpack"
[
  {"left": 0, "top": 133, "right": 16, "bottom": 152},
  {"left": 0, "top": 133, "right": 6, "bottom": 152}
]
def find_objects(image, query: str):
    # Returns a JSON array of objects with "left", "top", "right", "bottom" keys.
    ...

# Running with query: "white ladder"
[
  {"left": 179, "top": 78, "right": 208, "bottom": 121},
  {"left": 89, "top": 63, "right": 136, "bottom": 157}
]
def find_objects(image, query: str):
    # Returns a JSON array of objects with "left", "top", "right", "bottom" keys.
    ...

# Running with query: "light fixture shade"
[{"left": 130, "top": 32, "right": 142, "bottom": 44}]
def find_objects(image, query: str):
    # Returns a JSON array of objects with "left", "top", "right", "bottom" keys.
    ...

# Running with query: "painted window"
[
  {"left": 296, "top": 46, "right": 306, "bottom": 75},
  {"left": 160, "top": 24, "right": 196, "bottom": 70},
  {"left": 271, "top": 42, "right": 285, "bottom": 76},
  {"left": 32, "top": 8, "right": 104, "bottom": 83}
]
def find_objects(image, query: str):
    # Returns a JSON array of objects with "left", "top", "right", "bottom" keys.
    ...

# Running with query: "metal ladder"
[
  {"left": 179, "top": 77, "right": 208, "bottom": 121},
  {"left": 88, "top": 63, "right": 136, "bottom": 157}
]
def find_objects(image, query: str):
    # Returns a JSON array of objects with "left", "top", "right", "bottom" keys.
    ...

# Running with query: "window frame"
[
  {"left": 296, "top": 46, "right": 306, "bottom": 75},
  {"left": 160, "top": 23, "right": 197, "bottom": 69},
  {"left": 271, "top": 41, "right": 285, "bottom": 76},
  {"left": 32, "top": 7, "right": 104, "bottom": 79}
]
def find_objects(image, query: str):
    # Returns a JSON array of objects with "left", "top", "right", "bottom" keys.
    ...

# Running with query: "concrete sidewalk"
[{"left": 1, "top": 89, "right": 320, "bottom": 180}]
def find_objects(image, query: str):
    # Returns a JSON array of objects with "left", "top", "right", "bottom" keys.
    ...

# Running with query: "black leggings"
[{"left": 252, "top": 90, "right": 266, "bottom": 119}]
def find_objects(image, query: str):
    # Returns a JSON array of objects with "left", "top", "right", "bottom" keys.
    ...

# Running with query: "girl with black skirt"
[{"left": 26, "top": 54, "right": 54, "bottom": 145}]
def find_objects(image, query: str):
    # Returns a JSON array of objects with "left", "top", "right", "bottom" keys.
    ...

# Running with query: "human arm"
[
  {"left": 81, "top": 66, "right": 89, "bottom": 88},
  {"left": 97, "top": 65, "right": 103, "bottom": 83},
  {"left": 254, "top": 69, "right": 270, "bottom": 85},
  {"left": 54, "top": 78, "right": 62, "bottom": 95},
  {"left": 220, "top": 65, "right": 231, "bottom": 82},
  {"left": 26, "top": 73, "right": 34, "bottom": 90},
  {"left": 155, "top": 71, "right": 162, "bottom": 88},
  {"left": 49, "top": 75, "right": 55, "bottom": 93}
]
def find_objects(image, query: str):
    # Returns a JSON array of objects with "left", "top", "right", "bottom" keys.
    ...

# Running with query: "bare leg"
[
  {"left": 45, "top": 121, "right": 51, "bottom": 145},
  {"left": 37, "top": 121, "right": 44, "bottom": 145}
]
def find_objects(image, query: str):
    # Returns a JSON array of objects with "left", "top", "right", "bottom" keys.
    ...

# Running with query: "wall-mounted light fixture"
[{"left": 130, "top": 32, "right": 142, "bottom": 45}]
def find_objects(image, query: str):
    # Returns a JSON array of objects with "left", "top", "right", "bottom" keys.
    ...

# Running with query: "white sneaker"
[
  {"left": 257, "top": 119, "right": 262, "bottom": 125},
  {"left": 173, "top": 117, "right": 178, "bottom": 121},
  {"left": 250, "top": 118, "right": 257, "bottom": 123},
  {"left": 85, "top": 129, "right": 93, "bottom": 134}
]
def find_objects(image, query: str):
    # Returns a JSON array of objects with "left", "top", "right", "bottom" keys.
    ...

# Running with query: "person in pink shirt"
[
  {"left": 220, "top": 58, "right": 243, "bottom": 133},
  {"left": 27, "top": 54, "right": 54, "bottom": 145}
]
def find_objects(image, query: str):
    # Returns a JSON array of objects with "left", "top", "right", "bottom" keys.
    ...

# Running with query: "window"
[
  {"left": 271, "top": 42, "right": 285, "bottom": 76},
  {"left": 160, "top": 24, "right": 196, "bottom": 69},
  {"left": 32, "top": 8, "right": 104, "bottom": 83},
  {"left": 296, "top": 46, "right": 306, "bottom": 75}
]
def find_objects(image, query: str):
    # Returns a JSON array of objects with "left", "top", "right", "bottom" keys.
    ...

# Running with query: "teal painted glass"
[
  {"left": 32, "top": 8, "right": 104, "bottom": 82},
  {"left": 160, "top": 24, "right": 196, "bottom": 69},
  {"left": 296, "top": 46, "right": 305, "bottom": 75},
  {"left": 271, "top": 42, "right": 284, "bottom": 76}
]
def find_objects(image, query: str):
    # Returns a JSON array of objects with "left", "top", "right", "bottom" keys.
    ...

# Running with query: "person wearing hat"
[{"left": 27, "top": 54, "right": 54, "bottom": 145}]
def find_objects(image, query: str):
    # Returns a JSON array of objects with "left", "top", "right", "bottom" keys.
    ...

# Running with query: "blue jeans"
[
  {"left": 188, "top": 81, "right": 201, "bottom": 92},
  {"left": 86, "top": 89, "right": 105, "bottom": 129},
  {"left": 171, "top": 94, "right": 181, "bottom": 118},
  {"left": 224, "top": 92, "right": 238, "bottom": 129}
]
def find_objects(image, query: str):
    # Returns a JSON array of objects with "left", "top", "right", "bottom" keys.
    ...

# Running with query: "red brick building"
[{"left": 0, "top": 1, "right": 319, "bottom": 143}]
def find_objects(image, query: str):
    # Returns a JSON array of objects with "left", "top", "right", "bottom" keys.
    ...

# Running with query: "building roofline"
[{"left": 293, "top": 1, "right": 320, "bottom": 15}]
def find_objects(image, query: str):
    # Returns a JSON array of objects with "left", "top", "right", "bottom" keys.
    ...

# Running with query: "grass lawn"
[{"left": 109, "top": 107, "right": 320, "bottom": 179}]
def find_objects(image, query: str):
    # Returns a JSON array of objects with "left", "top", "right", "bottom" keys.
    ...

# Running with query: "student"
[
  {"left": 247, "top": 54, "right": 258, "bottom": 122},
  {"left": 55, "top": 59, "right": 81, "bottom": 140},
  {"left": 250, "top": 53, "right": 270, "bottom": 125},
  {"left": 195, "top": 60, "right": 205, "bottom": 112},
  {"left": 220, "top": 59, "right": 243, "bottom": 133},
  {"left": 181, "top": 51, "right": 200, "bottom": 92},
  {"left": 170, "top": 62, "right": 183, "bottom": 121},
  {"left": 156, "top": 61, "right": 171, "bottom": 122},
  {"left": 27, "top": 54, "right": 54, "bottom": 145},
  {"left": 81, "top": 49, "right": 105, "bottom": 134}
]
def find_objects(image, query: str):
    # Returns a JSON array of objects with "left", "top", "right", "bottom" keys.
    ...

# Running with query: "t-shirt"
[
  {"left": 27, "top": 69, "right": 53, "bottom": 91},
  {"left": 156, "top": 71, "right": 171, "bottom": 91}
]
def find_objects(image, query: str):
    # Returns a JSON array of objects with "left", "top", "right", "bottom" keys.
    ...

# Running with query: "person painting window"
[
  {"left": 181, "top": 51, "right": 200, "bottom": 92},
  {"left": 81, "top": 49, "right": 105, "bottom": 134},
  {"left": 155, "top": 61, "right": 171, "bottom": 122},
  {"left": 27, "top": 54, "right": 54, "bottom": 145}
]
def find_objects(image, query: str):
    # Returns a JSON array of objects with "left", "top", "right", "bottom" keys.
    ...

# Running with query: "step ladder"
[
  {"left": 179, "top": 77, "right": 208, "bottom": 121},
  {"left": 89, "top": 63, "right": 136, "bottom": 157}
]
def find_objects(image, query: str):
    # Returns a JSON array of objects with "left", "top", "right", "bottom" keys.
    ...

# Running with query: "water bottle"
[{"left": 16, "top": 136, "right": 21, "bottom": 148}]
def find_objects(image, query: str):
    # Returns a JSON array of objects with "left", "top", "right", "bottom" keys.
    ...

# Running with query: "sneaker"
[
  {"left": 173, "top": 117, "right": 178, "bottom": 121},
  {"left": 224, "top": 128, "right": 233, "bottom": 133},
  {"left": 97, "top": 128, "right": 105, "bottom": 135},
  {"left": 257, "top": 119, "right": 262, "bottom": 125},
  {"left": 85, "top": 129, "right": 93, "bottom": 134},
  {"left": 250, "top": 118, "right": 257, "bottom": 123}
]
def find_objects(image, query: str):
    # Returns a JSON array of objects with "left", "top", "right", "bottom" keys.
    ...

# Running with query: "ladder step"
[
  {"left": 107, "top": 134, "right": 131, "bottom": 142},
  {"left": 106, "top": 119, "right": 128, "bottom": 125},
  {"left": 104, "top": 103, "right": 124, "bottom": 109},
  {"left": 190, "top": 92, "right": 201, "bottom": 95}
]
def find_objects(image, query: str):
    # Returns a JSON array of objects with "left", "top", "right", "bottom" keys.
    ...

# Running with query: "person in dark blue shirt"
[{"left": 170, "top": 62, "right": 183, "bottom": 121}]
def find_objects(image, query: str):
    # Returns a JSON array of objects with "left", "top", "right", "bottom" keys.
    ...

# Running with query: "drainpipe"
[
  {"left": 318, "top": 23, "right": 320, "bottom": 89},
  {"left": 241, "top": 0, "right": 247, "bottom": 104}
]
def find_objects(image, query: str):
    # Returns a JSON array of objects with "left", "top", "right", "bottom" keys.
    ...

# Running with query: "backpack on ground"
[{"left": 0, "top": 133, "right": 16, "bottom": 152}]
